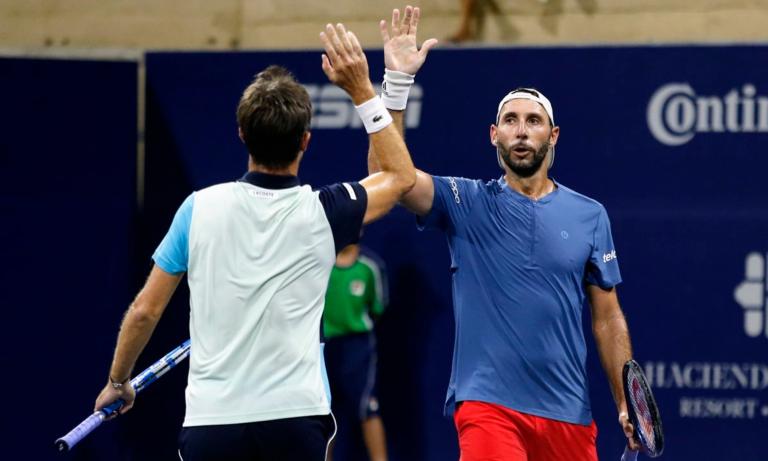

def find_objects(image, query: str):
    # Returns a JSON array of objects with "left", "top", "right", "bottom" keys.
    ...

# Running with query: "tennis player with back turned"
[{"left": 93, "top": 21, "right": 417, "bottom": 461}]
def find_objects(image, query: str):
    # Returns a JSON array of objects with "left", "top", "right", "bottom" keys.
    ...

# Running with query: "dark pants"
[
  {"left": 179, "top": 414, "right": 336, "bottom": 461},
  {"left": 324, "top": 332, "right": 380, "bottom": 421}
]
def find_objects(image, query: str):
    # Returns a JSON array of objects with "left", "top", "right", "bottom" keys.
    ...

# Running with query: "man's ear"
[
  {"left": 550, "top": 125, "right": 560, "bottom": 146},
  {"left": 300, "top": 131, "right": 311, "bottom": 151}
]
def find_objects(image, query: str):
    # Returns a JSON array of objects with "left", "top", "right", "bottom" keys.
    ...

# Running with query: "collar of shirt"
[
  {"left": 239, "top": 171, "right": 300, "bottom": 189},
  {"left": 497, "top": 176, "right": 560, "bottom": 204}
]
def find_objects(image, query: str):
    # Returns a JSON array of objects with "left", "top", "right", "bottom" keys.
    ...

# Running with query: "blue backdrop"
[
  {"left": 0, "top": 57, "right": 138, "bottom": 461},
  {"left": 6, "top": 45, "right": 767, "bottom": 460}
]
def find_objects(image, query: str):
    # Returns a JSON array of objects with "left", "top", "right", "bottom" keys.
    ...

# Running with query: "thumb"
[{"left": 419, "top": 38, "right": 439, "bottom": 58}]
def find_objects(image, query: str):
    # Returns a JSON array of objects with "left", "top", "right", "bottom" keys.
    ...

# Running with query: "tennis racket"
[
  {"left": 620, "top": 359, "right": 664, "bottom": 460},
  {"left": 55, "top": 339, "right": 191, "bottom": 452}
]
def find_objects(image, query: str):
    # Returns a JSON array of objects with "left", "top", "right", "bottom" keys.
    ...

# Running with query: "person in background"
[{"left": 324, "top": 243, "right": 389, "bottom": 461}]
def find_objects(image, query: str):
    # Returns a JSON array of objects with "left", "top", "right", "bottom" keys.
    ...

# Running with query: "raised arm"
[
  {"left": 320, "top": 23, "right": 415, "bottom": 224},
  {"left": 587, "top": 284, "right": 641, "bottom": 451},
  {"left": 368, "top": 6, "right": 438, "bottom": 217}
]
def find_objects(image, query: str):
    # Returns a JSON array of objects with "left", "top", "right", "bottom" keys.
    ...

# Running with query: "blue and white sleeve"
[
  {"left": 317, "top": 182, "right": 368, "bottom": 254},
  {"left": 417, "top": 176, "right": 480, "bottom": 232},
  {"left": 585, "top": 206, "right": 622, "bottom": 289},
  {"left": 152, "top": 193, "right": 194, "bottom": 274}
]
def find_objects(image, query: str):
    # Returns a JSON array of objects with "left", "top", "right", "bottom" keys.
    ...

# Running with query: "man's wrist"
[
  {"left": 109, "top": 375, "right": 130, "bottom": 390},
  {"left": 355, "top": 96, "right": 393, "bottom": 133},
  {"left": 348, "top": 85, "right": 377, "bottom": 106},
  {"left": 382, "top": 69, "right": 415, "bottom": 111}
]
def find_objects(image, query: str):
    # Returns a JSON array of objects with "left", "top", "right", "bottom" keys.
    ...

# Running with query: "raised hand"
[
  {"left": 380, "top": 6, "right": 438, "bottom": 75},
  {"left": 320, "top": 23, "right": 376, "bottom": 105}
]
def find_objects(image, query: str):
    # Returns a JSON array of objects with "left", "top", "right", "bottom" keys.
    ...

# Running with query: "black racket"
[{"left": 620, "top": 359, "right": 664, "bottom": 460}]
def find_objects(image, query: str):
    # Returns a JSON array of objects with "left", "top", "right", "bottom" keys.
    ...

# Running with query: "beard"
[{"left": 498, "top": 140, "right": 550, "bottom": 178}]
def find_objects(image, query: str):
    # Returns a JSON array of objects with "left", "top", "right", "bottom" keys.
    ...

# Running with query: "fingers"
[
  {"left": 379, "top": 19, "right": 390, "bottom": 43},
  {"left": 321, "top": 53, "right": 334, "bottom": 80},
  {"left": 391, "top": 8, "right": 400, "bottom": 36},
  {"left": 335, "top": 23, "right": 354, "bottom": 54},
  {"left": 620, "top": 417, "right": 641, "bottom": 450},
  {"left": 386, "top": 6, "right": 418, "bottom": 39},
  {"left": 119, "top": 401, "right": 134, "bottom": 415},
  {"left": 327, "top": 24, "right": 346, "bottom": 57},
  {"left": 419, "top": 37, "right": 439, "bottom": 59},
  {"left": 402, "top": 5, "right": 414, "bottom": 35},
  {"left": 321, "top": 23, "right": 359, "bottom": 64},
  {"left": 348, "top": 31, "right": 363, "bottom": 55},
  {"left": 319, "top": 26, "right": 340, "bottom": 65},
  {"left": 410, "top": 6, "right": 420, "bottom": 36}
]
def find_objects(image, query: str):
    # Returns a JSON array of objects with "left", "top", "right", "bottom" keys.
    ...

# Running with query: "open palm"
[{"left": 380, "top": 6, "right": 438, "bottom": 75}]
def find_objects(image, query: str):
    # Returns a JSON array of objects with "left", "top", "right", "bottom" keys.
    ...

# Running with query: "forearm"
[
  {"left": 368, "top": 109, "right": 404, "bottom": 174},
  {"left": 109, "top": 297, "right": 164, "bottom": 381},
  {"left": 368, "top": 121, "right": 415, "bottom": 192},
  {"left": 593, "top": 311, "right": 633, "bottom": 412}
]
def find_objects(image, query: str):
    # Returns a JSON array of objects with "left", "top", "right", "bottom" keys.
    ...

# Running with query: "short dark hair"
[{"left": 236, "top": 65, "right": 312, "bottom": 169}]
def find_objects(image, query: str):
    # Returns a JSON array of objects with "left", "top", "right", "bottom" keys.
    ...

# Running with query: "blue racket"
[{"left": 55, "top": 339, "right": 191, "bottom": 452}]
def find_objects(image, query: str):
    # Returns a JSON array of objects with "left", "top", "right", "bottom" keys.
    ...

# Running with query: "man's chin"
[{"left": 505, "top": 160, "right": 543, "bottom": 178}]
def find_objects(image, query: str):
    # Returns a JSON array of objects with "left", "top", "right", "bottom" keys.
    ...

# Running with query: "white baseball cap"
[{"left": 496, "top": 87, "right": 556, "bottom": 169}]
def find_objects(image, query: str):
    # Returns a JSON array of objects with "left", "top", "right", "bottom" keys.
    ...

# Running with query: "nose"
[{"left": 515, "top": 121, "right": 528, "bottom": 138}]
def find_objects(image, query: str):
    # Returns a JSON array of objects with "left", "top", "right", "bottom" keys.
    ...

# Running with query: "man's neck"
[
  {"left": 247, "top": 158, "right": 299, "bottom": 176},
  {"left": 503, "top": 170, "right": 554, "bottom": 201}
]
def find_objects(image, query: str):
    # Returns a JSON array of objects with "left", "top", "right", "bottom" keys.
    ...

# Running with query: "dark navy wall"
[{"left": 0, "top": 58, "right": 138, "bottom": 461}]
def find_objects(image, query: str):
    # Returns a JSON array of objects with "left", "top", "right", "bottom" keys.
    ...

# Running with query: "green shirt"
[{"left": 323, "top": 255, "right": 386, "bottom": 339}]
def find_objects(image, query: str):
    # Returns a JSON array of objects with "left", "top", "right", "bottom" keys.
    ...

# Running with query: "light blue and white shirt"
[{"left": 153, "top": 172, "right": 367, "bottom": 427}]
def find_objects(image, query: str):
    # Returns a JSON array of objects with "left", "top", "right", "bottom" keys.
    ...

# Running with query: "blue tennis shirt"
[{"left": 419, "top": 176, "right": 622, "bottom": 425}]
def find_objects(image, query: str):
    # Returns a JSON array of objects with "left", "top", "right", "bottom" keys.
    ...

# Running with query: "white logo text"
[
  {"left": 647, "top": 83, "right": 768, "bottom": 146},
  {"left": 305, "top": 83, "right": 422, "bottom": 129}
]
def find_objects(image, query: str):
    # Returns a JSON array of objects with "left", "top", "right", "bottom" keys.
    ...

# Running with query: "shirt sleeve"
[
  {"left": 152, "top": 193, "right": 194, "bottom": 274},
  {"left": 317, "top": 182, "right": 368, "bottom": 254},
  {"left": 585, "top": 205, "right": 622, "bottom": 289},
  {"left": 417, "top": 176, "right": 481, "bottom": 233}
]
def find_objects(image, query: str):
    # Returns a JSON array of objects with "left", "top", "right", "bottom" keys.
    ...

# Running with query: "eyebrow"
[{"left": 499, "top": 110, "right": 545, "bottom": 120}]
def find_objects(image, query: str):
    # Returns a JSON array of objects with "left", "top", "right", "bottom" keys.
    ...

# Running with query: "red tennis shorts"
[{"left": 454, "top": 400, "right": 598, "bottom": 461}]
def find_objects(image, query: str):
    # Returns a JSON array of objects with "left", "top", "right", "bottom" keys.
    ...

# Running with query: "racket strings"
[{"left": 627, "top": 369, "right": 657, "bottom": 452}]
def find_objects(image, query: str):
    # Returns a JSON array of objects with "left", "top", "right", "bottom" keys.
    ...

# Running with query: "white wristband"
[
  {"left": 355, "top": 96, "right": 393, "bottom": 134},
  {"left": 381, "top": 69, "right": 415, "bottom": 111}
]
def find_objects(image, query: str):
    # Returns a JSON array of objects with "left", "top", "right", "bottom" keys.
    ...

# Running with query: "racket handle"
[
  {"left": 55, "top": 399, "right": 124, "bottom": 452},
  {"left": 621, "top": 446, "right": 639, "bottom": 461}
]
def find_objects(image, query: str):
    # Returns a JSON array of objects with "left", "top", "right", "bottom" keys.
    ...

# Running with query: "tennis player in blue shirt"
[{"left": 371, "top": 6, "right": 641, "bottom": 460}]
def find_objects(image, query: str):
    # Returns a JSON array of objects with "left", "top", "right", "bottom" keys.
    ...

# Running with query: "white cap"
[
  {"left": 495, "top": 87, "right": 556, "bottom": 169},
  {"left": 496, "top": 87, "right": 554, "bottom": 125}
]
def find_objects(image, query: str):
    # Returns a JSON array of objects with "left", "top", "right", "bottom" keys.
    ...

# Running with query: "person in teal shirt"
[{"left": 323, "top": 243, "right": 388, "bottom": 461}]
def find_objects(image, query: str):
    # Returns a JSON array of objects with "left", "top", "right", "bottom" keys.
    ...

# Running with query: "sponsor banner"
[{"left": 647, "top": 83, "right": 768, "bottom": 146}]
